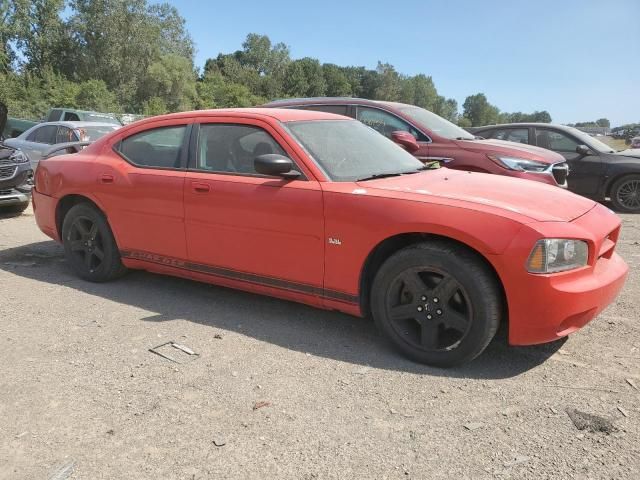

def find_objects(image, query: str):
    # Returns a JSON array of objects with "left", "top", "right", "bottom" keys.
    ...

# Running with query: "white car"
[{"left": 3, "top": 121, "right": 120, "bottom": 166}]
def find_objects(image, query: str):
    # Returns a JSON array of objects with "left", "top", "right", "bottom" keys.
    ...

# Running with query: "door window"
[
  {"left": 297, "top": 105, "right": 350, "bottom": 117},
  {"left": 118, "top": 125, "right": 187, "bottom": 169},
  {"left": 63, "top": 112, "right": 80, "bottom": 121},
  {"left": 488, "top": 128, "right": 529, "bottom": 144},
  {"left": 55, "top": 126, "right": 76, "bottom": 144},
  {"left": 356, "top": 107, "right": 424, "bottom": 140},
  {"left": 27, "top": 125, "right": 57, "bottom": 144},
  {"left": 197, "top": 124, "right": 288, "bottom": 175},
  {"left": 536, "top": 129, "right": 579, "bottom": 152}
]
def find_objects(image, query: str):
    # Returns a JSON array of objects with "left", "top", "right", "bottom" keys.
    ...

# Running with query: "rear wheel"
[
  {"left": 611, "top": 175, "right": 640, "bottom": 213},
  {"left": 370, "top": 241, "right": 501, "bottom": 367},
  {"left": 61, "top": 203, "right": 126, "bottom": 282}
]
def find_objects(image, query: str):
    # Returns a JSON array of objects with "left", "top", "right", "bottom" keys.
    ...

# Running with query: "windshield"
[
  {"left": 287, "top": 120, "right": 425, "bottom": 182},
  {"left": 394, "top": 104, "right": 475, "bottom": 140},
  {"left": 76, "top": 125, "right": 119, "bottom": 141},
  {"left": 85, "top": 113, "right": 121, "bottom": 125},
  {"left": 566, "top": 127, "right": 616, "bottom": 153}
]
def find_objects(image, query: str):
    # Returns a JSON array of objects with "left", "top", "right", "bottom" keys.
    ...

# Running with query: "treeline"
[{"left": 1, "top": 0, "right": 551, "bottom": 126}]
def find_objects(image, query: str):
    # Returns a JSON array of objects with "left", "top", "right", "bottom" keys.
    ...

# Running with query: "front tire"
[
  {"left": 61, "top": 203, "right": 126, "bottom": 282},
  {"left": 610, "top": 175, "right": 640, "bottom": 213},
  {"left": 0, "top": 202, "right": 29, "bottom": 216},
  {"left": 370, "top": 241, "right": 502, "bottom": 367}
]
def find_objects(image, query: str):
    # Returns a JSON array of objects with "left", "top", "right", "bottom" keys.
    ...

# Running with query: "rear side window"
[
  {"left": 28, "top": 125, "right": 57, "bottom": 144},
  {"left": 118, "top": 125, "right": 187, "bottom": 169},
  {"left": 489, "top": 128, "right": 529, "bottom": 144}
]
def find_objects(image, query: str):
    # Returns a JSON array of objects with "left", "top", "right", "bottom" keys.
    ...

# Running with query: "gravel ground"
[{"left": 1, "top": 205, "right": 639, "bottom": 479}]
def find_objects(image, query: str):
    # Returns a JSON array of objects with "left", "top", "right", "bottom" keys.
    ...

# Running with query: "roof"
[
  {"left": 32, "top": 121, "right": 122, "bottom": 129},
  {"left": 127, "top": 108, "right": 352, "bottom": 127},
  {"left": 263, "top": 97, "right": 409, "bottom": 109},
  {"left": 472, "top": 123, "right": 581, "bottom": 133}
]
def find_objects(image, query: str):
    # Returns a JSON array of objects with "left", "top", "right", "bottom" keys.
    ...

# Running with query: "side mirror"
[
  {"left": 254, "top": 154, "right": 301, "bottom": 179},
  {"left": 391, "top": 131, "right": 420, "bottom": 153},
  {"left": 576, "top": 145, "right": 590, "bottom": 156}
]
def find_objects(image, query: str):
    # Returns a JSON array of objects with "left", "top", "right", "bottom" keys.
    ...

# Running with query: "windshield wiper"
[{"left": 356, "top": 172, "right": 404, "bottom": 182}]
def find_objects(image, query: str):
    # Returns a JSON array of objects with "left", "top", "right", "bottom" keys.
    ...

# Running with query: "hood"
[
  {"left": 357, "top": 168, "right": 595, "bottom": 222},
  {"left": 455, "top": 138, "right": 565, "bottom": 164},
  {"left": 615, "top": 149, "right": 640, "bottom": 159}
]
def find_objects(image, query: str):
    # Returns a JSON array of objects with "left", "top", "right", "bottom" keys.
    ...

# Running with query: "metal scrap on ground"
[{"left": 149, "top": 341, "right": 200, "bottom": 364}]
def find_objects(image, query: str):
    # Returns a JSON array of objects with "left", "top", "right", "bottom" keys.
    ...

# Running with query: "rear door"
[
  {"left": 534, "top": 127, "right": 603, "bottom": 195},
  {"left": 96, "top": 122, "right": 191, "bottom": 259},
  {"left": 184, "top": 117, "right": 325, "bottom": 300}
]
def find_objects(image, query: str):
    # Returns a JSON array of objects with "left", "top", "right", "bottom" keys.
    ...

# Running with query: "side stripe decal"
[{"left": 120, "top": 250, "right": 359, "bottom": 304}]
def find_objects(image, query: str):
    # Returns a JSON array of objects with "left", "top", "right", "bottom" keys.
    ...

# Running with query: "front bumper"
[
  {"left": 0, "top": 189, "right": 30, "bottom": 207},
  {"left": 490, "top": 203, "right": 628, "bottom": 345}
]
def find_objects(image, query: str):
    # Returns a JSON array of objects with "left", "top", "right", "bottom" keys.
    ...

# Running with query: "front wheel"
[
  {"left": 61, "top": 203, "right": 127, "bottom": 282},
  {"left": 610, "top": 175, "right": 640, "bottom": 213},
  {"left": 370, "top": 241, "right": 502, "bottom": 367}
]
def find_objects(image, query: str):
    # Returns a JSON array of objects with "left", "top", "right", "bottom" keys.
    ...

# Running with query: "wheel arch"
[
  {"left": 604, "top": 171, "right": 640, "bottom": 198},
  {"left": 358, "top": 232, "right": 508, "bottom": 321},
  {"left": 55, "top": 194, "right": 106, "bottom": 239}
]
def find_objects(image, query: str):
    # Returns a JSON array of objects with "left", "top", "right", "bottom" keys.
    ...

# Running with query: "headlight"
[
  {"left": 526, "top": 239, "right": 589, "bottom": 273},
  {"left": 487, "top": 155, "right": 549, "bottom": 172},
  {"left": 9, "top": 150, "right": 29, "bottom": 164}
]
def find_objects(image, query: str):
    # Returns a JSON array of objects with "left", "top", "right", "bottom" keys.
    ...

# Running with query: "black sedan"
[{"left": 470, "top": 123, "right": 640, "bottom": 212}]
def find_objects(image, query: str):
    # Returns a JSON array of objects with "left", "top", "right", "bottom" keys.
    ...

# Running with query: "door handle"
[
  {"left": 191, "top": 182, "right": 210, "bottom": 193},
  {"left": 100, "top": 174, "right": 114, "bottom": 184}
]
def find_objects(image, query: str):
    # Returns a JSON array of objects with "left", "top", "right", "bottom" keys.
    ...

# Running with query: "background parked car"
[
  {"left": 631, "top": 136, "right": 640, "bottom": 149},
  {"left": 472, "top": 123, "right": 640, "bottom": 212},
  {"left": 263, "top": 97, "right": 569, "bottom": 188},
  {"left": 4, "top": 121, "right": 120, "bottom": 166},
  {"left": 0, "top": 144, "right": 32, "bottom": 215},
  {"left": 45, "top": 108, "right": 121, "bottom": 125}
]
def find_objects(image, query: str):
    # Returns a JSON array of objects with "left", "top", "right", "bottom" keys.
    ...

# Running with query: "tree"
[
  {"left": 76, "top": 79, "right": 120, "bottom": 112},
  {"left": 434, "top": 97, "right": 459, "bottom": 122},
  {"left": 596, "top": 118, "right": 610, "bottom": 128},
  {"left": 197, "top": 72, "right": 262, "bottom": 109},
  {"left": 462, "top": 93, "right": 501, "bottom": 126},
  {"left": 323, "top": 63, "right": 352, "bottom": 97},
  {"left": 374, "top": 62, "right": 401, "bottom": 100},
  {"left": 400, "top": 74, "right": 438, "bottom": 110},
  {"left": 141, "top": 54, "right": 197, "bottom": 112}
]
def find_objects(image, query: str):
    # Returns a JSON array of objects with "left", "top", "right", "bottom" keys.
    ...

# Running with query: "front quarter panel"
[{"left": 321, "top": 183, "right": 525, "bottom": 302}]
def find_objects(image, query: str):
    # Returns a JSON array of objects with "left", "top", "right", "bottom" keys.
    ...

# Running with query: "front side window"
[
  {"left": 536, "top": 129, "right": 579, "bottom": 152},
  {"left": 55, "top": 126, "right": 75, "bottom": 144},
  {"left": 63, "top": 112, "right": 80, "bottom": 121},
  {"left": 356, "top": 107, "right": 423, "bottom": 140},
  {"left": 287, "top": 119, "right": 424, "bottom": 182},
  {"left": 197, "top": 124, "right": 287, "bottom": 175},
  {"left": 118, "top": 125, "right": 187, "bottom": 168}
]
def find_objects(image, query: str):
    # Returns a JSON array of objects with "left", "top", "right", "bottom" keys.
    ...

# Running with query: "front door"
[
  {"left": 184, "top": 119, "right": 325, "bottom": 298},
  {"left": 534, "top": 127, "right": 603, "bottom": 196}
]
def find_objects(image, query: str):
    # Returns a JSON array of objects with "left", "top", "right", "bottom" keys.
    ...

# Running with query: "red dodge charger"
[{"left": 32, "top": 108, "right": 628, "bottom": 366}]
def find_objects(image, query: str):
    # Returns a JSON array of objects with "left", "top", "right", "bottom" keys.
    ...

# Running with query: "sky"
[{"left": 163, "top": 0, "right": 639, "bottom": 126}]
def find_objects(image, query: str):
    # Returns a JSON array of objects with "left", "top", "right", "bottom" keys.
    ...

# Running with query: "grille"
[
  {"left": 0, "top": 165, "right": 17, "bottom": 179},
  {"left": 552, "top": 162, "right": 569, "bottom": 185},
  {"left": 0, "top": 157, "right": 18, "bottom": 166}
]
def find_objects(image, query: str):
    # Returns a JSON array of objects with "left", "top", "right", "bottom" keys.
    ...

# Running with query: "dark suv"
[
  {"left": 263, "top": 97, "right": 569, "bottom": 187},
  {"left": 471, "top": 123, "right": 640, "bottom": 212}
]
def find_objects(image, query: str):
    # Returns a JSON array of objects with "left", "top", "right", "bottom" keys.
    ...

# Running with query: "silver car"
[{"left": 4, "top": 121, "right": 120, "bottom": 167}]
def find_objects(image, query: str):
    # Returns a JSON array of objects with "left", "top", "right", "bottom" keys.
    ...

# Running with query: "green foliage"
[{"left": 1, "top": 1, "right": 555, "bottom": 127}]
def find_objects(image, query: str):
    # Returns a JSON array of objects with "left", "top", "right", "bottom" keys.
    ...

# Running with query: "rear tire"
[
  {"left": 610, "top": 175, "right": 640, "bottom": 213},
  {"left": 370, "top": 241, "right": 502, "bottom": 367},
  {"left": 61, "top": 203, "right": 126, "bottom": 282}
]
